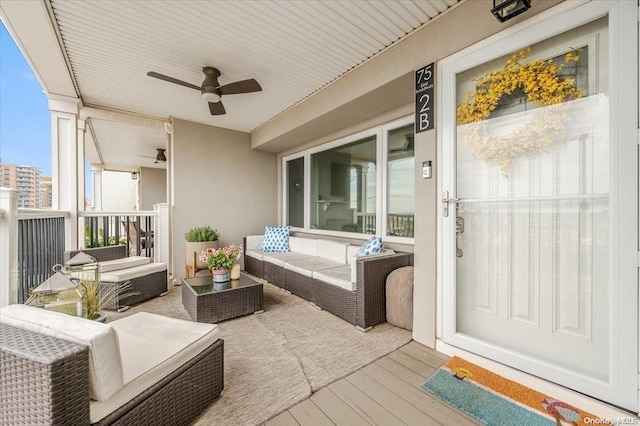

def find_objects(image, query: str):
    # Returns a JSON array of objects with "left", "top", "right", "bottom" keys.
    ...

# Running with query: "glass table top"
[{"left": 183, "top": 273, "right": 262, "bottom": 295}]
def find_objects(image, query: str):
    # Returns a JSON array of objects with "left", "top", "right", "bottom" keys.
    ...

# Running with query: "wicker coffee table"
[{"left": 182, "top": 273, "right": 264, "bottom": 323}]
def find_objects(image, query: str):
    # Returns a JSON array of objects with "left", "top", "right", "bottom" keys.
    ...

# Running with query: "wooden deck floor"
[{"left": 263, "top": 341, "right": 482, "bottom": 426}]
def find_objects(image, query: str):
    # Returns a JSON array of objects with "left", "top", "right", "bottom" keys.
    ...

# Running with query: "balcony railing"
[
  {"left": 79, "top": 211, "right": 158, "bottom": 258},
  {"left": 2, "top": 188, "right": 170, "bottom": 308},
  {"left": 16, "top": 209, "right": 68, "bottom": 303}
]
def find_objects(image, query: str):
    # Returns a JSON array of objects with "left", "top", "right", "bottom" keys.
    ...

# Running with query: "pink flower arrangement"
[{"left": 200, "top": 244, "right": 242, "bottom": 270}]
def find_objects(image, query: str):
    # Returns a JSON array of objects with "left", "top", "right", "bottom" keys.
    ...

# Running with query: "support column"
[
  {"left": 49, "top": 95, "right": 81, "bottom": 251},
  {"left": 0, "top": 188, "right": 18, "bottom": 307},
  {"left": 91, "top": 165, "right": 103, "bottom": 211},
  {"left": 154, "top": 203, "right": 170, "bottom": 273}
]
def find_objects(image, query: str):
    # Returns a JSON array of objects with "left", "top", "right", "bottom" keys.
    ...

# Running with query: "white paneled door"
[{"left": 440, "top": 1, "right": 637, "bottom": 410}]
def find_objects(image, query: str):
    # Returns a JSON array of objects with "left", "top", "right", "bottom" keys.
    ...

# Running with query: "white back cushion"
[
  {"left": 0, "top": 304, "right": 124, "bottom": 402},
  {"left": 245, "top": 235, "right": 264, "bottom": 251},
  {"left": 316, "top": 239, "right": 348, "bottom": 264},
  {"left": 289, "top": 236, "right": 316, "bottom": 256},
  {"left": 347, "top": 245, "right": 361, "bottom": 265}
]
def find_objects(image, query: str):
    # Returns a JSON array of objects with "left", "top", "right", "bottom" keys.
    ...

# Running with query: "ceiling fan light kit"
[
  {"left": 202, "top": 92, "right": 221, "bottom": 103},
  {"left": 147, "top": 66, "right": 262, "bottom": 115}
]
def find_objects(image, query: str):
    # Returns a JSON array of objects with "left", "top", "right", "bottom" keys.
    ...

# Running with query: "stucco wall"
[
  {"left": 262, "top": 0, "right": 565, "bottom": 349},
  {"left": 139, "top": 167, "right": 166, "bottom": 211},
  {"left": 101, "top": 170, "right": 137, "bottom": 211},
  {"left": 172, "top": 118, "right": 277, "bottom": 278}
]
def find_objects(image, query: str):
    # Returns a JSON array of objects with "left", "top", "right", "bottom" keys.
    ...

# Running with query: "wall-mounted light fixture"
[
  {"left": 492, "top": 0, "right": 531, "bottom": 22},
  {"left": 131, "top": 172, "right": 139, "bottom": 180}
]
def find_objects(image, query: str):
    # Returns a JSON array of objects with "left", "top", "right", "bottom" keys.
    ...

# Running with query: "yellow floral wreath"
[{"left": 456, "top": 48, "right": 583, "bottom": 176}]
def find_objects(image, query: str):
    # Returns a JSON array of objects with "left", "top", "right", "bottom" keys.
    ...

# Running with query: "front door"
[{"left": 440, "top": 1, "right": 637, "bottom": 410}]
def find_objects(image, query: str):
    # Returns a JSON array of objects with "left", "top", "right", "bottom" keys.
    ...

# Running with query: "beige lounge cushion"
[
  {"left": 316, "top": 239, "right": 348, "bottom": 264},
  {"left": 90, "top": 312, "right": 219, "bottom": 423},
  {"left": 0, "top": 304, "right": 124, "bottom": 402},
  {"left": 100, "top": 256, "right": 150, "bottom": 273},
  {"left": 313, "top": 265, "right": 354, "bottom": 291},
  {"left": 262, "top": 251, "right": 312, "bottom": 267},
  {"left": 289, "top": 236, "right": 316, "bottom": 256},
  {"left": 100, "top": 262, "right": 167, "bottom": 282},
  {"left": 284, "top": 257, "right": 344, "bottom": 277}
]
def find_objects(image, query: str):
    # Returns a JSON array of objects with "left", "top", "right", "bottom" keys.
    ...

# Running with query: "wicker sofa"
[
  {"left": 64, "top": 245, "right": 168, "bottom": 309},
  {"left": 0, "top": 304, "right": 224, "bottom": 425},
  {"left": 244, "top": 235, "right": 413, "bottom": 331}
]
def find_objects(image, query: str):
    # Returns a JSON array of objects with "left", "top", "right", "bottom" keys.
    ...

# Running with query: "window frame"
[{"left": 281, "top": 115, "right": 414, "bottom": 243}]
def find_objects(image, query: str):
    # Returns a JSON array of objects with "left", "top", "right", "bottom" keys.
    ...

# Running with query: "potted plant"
[
  {"left": 200, "top": 244, "right": 242, "bottom": 283},
  {"left": 185, "top": 226, "right": 220, "bottom": 277},
  {"left": 80, "top": 279, "right": 137, "bottom": 322}
]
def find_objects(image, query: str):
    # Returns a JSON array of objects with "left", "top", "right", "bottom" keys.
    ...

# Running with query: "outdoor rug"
[
  {"left": 107, "top": 280, "right": 412, "bottom": 425},
  {"left": 422, "top": 356, "right": 597, "bottom": 426}
]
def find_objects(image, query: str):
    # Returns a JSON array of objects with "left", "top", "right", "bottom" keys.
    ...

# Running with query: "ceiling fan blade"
[
  {"left": 147, "top": 71, "right": 201, "bottom": 91},
  {"left": 218, "top": 79, "right": 262, "bottom": 95},
  {"left": 209, "top": 101, "right": 226, "bottom": 115}
]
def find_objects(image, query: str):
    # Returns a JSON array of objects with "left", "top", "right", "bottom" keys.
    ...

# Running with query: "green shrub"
[{"left": 185, "top": 226, "right": 219, "bottom": 242}]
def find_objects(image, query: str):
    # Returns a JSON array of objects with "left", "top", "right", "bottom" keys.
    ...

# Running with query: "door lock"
[{"left": 455, "top": 216, "right": 464, "bottom": 258}]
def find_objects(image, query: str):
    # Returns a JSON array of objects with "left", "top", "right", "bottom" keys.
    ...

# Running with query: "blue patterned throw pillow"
[
  {"left": 357, "top": 236, "right": 383, "bottom": 256},
  {"left": 261, "top": 226, "right": 291, "bottom": 252}
]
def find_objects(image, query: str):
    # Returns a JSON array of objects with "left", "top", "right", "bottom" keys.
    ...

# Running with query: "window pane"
[
  {"left": 387, "top": 124, "right": 415, "bottom": 237},
  {"left": 311, "top": 135, "right": 376, "bottom": 233},
  {"left": 286, "top": 157, "right": 304, "bottom": 227}
]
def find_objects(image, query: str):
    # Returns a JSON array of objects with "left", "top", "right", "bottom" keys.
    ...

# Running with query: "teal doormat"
[{"left": 422, "top": 356, "right": 597, "bottom": 426}]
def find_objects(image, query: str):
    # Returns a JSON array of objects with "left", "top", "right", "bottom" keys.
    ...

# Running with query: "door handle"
[{"left": 442, "top": 191, "right": 461, "bottom": 217}]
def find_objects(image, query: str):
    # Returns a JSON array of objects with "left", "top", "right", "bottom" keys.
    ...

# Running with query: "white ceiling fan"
[{"left": 136, "top": 148, "right": 166, "bottom": 163}]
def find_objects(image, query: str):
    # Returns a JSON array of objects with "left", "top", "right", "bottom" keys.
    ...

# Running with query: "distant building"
[
  {"left": 0, "top": 164, "right": 44, "bottom": 208},
  {"left": 41, "top": 176, "right": 53, "bottom": 209}
]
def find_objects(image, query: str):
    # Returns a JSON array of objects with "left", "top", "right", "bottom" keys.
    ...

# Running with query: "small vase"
[
  {"left": 211, "top": 268, "right": 230, "bottom": 283},
  {"left": 230, "top": 264, "right": 241, "bottom": 280}
]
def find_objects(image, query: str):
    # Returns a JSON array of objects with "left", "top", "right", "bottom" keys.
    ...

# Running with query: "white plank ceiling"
[{"left": 47, "top": 0, "right": 460, "bottom": 170}]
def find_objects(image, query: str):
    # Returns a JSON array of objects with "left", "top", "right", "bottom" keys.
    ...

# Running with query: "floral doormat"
[{"left": 423, "top": 356, "right": 599, "bottom": 425}]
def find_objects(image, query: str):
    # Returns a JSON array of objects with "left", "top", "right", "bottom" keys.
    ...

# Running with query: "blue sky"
[{"left": 0, "top": 22, "right": 51, "bottom": 175}]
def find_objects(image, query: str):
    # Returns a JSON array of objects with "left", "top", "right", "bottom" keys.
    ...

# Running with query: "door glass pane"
[
  {"left": 310, "top": 135, "right": 376, "bottom": 233},
  {"left": 454, "top": 17, "right": 609, "bottom": 380},
  {"left": 387, "top": 124, "right": 415, "bottom": 237},
  {"left": 286, "top": 157, "right": 304, "bottom": 228}
]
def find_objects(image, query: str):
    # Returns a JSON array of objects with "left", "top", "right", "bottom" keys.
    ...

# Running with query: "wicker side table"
[{"left": 182, "top": 273, "right": 264, "bottom": 323}]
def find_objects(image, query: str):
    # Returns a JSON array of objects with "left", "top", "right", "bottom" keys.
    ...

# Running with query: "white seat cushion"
[
  {"left": 313, "top": 265, "right": 354, "bottom": 291},
  {"left": 100, "top": 256, "right": 150, "bottom": 273},
  {"left": 100, "top": 262, "right": 167, "bottom": 283},
  {"left": 90, "top": 312, "right": 219, "bottom": 423},
  {"left": 0, "top": 304, "right": 124, "bottom": 402},
  {"left": 245, "top": 249, "right": 263, "bottom": 261},
  {"left": 262, "top": 251, "right": 313, "bottom": 267},
  {"left": 284, "top": 257, "right": 344, "bottom": 277}
]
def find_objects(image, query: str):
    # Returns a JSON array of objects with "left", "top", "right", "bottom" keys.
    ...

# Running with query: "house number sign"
[{"left": 415, "top": 63, "right": 434, "bottom": 133}]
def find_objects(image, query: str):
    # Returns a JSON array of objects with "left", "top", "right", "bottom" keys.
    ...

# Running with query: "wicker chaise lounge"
[
  {"left": 64, "top": 245, "right": 167, "bottom": 309},
  {"left": 0, "top": 304, "right": 224, "bottom": 425}
]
